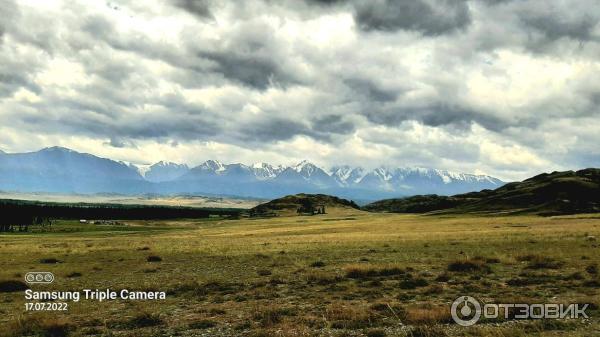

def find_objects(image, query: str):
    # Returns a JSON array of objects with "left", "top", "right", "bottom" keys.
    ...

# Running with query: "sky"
[{"left": 0, "top": 0, "right": 599, "bottom": 181}]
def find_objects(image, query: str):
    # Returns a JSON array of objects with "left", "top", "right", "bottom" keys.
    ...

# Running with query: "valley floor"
[{"left": 1, "top": 210, "right": 599, "bottom": 336}]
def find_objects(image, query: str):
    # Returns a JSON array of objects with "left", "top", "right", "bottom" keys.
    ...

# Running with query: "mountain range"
[
  {"left": 0, "top": 147, "right": 505, "bottom": 201},
  {"left": 364, "top": 168, "right": 600, "bottom": 215}
]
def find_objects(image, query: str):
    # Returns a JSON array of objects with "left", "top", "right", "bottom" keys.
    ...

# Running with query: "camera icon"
[{"left": 25, "top": 272, "right": 54, "bottom": 284}]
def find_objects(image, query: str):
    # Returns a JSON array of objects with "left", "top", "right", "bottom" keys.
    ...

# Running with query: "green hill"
[
  {"left": 249, "top": 193, "right": 360, "bottom": 217},
  {"left": 364, "top": 168, "right": 600, "bottom": 215}
]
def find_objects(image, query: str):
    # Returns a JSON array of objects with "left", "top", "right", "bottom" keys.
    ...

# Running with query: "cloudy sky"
[{"left": 1, "top": 0, "right": 599, "bottom": 181}]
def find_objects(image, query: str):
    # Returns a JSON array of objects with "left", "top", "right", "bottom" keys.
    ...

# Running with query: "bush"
[
  {"left": 127, "top": 312, "right": 162, "bottom": 328},
  {"left": 39, "top": 258, "right": 60, "bottom": 264},
  {"left": 434, "top": 273, "right": 450, "bottom": 282},
  {"left": 310, "top": 261, "right": 326, "bottom": 268},
  {"left": 586, "top": 264, "right": 598, "bottom": 275},
  {"left": 188, "top": 319, "right": 217, "bottom": 329},
  {"left": 524, "top": 256, "right": 563, "bottom": 270},
  {"left": 146, "top": 255, "right": 162, "bottom": 262},
  {"left": 257, "top": 269, "right": 272, "bottom": 276},
  {"left": 66, "top": 272, "right": 82, "bottom": 278},
  {"left": 0, "top": 280, "right": 29, "bottom": 293},
  {"left": 399, "top": 278, "right": 429, "bottom": 289},
  {"left": 448, "top": 259, "right": 491, "bottom": 273}
]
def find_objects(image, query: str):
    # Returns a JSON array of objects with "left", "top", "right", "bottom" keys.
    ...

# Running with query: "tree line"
[{"left": 0, "top": 199, "right": 242, "bottom": 232}]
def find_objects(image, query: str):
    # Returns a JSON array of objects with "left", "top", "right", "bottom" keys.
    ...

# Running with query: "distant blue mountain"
[
  {"left": 0, "top": 147, "right": 149, "bottom": 194},
  {"left": 0, "top": 147, "right": 505, "bottom": 201},
  {"left": 142, "top": 161, "right": 189, "bottom": 183}
]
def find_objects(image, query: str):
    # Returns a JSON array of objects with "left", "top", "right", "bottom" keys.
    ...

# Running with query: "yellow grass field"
[{"left": 1, "top": 209, "right": 599, "bottom": 336}]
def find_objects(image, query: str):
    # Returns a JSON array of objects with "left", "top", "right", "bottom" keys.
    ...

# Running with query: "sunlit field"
[{"left": 1, "top": 209, "right": 599, "bottom": 337}]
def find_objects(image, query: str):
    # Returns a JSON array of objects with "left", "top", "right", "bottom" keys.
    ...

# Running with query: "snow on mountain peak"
[{"left": 200, "top": 159, "right": 226, "bottom": 172}]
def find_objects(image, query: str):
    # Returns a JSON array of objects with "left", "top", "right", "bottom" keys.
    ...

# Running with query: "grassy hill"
[
  {"left": 365, "top": 168, "right": 600, "bottom": 215},
  {"left": 249, "top": 193, "right": 361, "bottom": 217}
]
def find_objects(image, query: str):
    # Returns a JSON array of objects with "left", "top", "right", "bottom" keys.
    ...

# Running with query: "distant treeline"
[{"left": 0, "top": 199, "right": 243, "bottom": 223}]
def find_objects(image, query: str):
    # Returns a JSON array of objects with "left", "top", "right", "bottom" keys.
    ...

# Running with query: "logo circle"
[{"left": 451, "top": 296, "right": 482, "bottom": 326}]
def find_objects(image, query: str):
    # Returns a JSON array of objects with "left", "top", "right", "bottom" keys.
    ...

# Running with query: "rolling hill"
[
  {"left": 249, "top": 193, "right": 361, "bottom": 217},
  {"left": 364, "top": 168, "right": 600, "bottom": 215}
]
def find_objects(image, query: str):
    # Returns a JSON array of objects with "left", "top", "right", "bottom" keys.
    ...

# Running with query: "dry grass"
[
  {"left": 404, "top": 305, "right": 452, "bottom": 325},
  {"left": 344, "top": 263, "right": 406, "bottom": 279},
  {"left": 2, "top": 314, "right": 72, "bottom": 337},
  {"left": 0, "top": 212, "right": 599, "bottom": 336}
]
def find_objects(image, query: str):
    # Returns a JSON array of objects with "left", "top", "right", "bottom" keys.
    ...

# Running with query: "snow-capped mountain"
[
  {"left": 0, "top": 147, "right": 505, "bottom": 200},
  {"left": 143, "top": 161, "right": 189, "bottom": 183},
  {"left": 330, "top": 166, "right": 366, "bottom": 186},
  {"left": 165, "top": 159, "right": 503, "bottom": 199},
  {"left": 251, "top": 162, "right": 285, "bottom": 180}
]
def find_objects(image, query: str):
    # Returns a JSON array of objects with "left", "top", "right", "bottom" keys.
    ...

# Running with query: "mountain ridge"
[
  {"left": 0, "top": 146, "right": 505, "bottom": 200},
  {"left": 364, "top": 168, "right": 600, "bottom": 215}
]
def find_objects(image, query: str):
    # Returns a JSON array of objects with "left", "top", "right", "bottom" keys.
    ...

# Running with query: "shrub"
[
  {"left": 188, "top": 319, "right": 217, "bottom": 329},
  {"left": 524, "top": 256, "right": 563, "bottom": 270},
  {"left": 434, "top": 273, "right": 450, "bottom": 282},
  {"left": 39, "top": 258, "right": 60, "bottom": 264},
  {"left": 586, "top": 264, "right": 598, "bottom": 275},
  {"left": 0, "top": 280, "right": 29, "bottom": 293},
  {"left": 127, "top": 312, "right": 162, "bottom": 328},
  {"left": 66, "top": 272, "right": 82, "bottom": 278},
  {"left": 257, "top": 269, "right": 272, "bottom": 276},
  {"left": 399, "top": 278, "right": 429, "bottom": 289},
  {"left": 448, "top": 259, "right": 491, "bottom": 273},
  {"left": 146, "top": 255, "right": 162, "bottom": 262},
  {"left": 310, "top": 261, "right": 326, "bottom": 268}
]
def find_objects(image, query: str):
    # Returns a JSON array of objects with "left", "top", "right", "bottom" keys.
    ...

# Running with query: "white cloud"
[{"left": 0, "top": 0, "right": 599, "bottom": 181}]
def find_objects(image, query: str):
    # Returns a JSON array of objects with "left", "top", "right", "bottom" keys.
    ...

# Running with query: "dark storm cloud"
[
  {"left": 199, "top": 50, "right": 296, "bottom": 90},
  {"left": 17, "top": 103, "right": 222, "bottom": 141},
  {"left": 171, "top": 0, "right": 214, "bottom": 19},
  {"left": 304, "top": 0, "right": 346, "bottom": 5},
  {"left": 311, "top": 115, "right": 356, "bottom": 135},
  {"left": 344, "top": 78, "right": 398, "bottom": 102},
  {"left": 238, "top": 117, "right": 313, "bottom": 143},
  {"left": 235, "top": 113, "right": 353, "bottom": 144},
  {"left": 353, "top": 0, "right": 471, "bottom": 36},
  {"left": 364, "top": 103, "right": 508, "bottom": 132},
  {"left": 520, "top": 13, "right": 598, "bottom": 42},
  {"left": 477, "top": 0, "right": 515, "bottom": 5}
]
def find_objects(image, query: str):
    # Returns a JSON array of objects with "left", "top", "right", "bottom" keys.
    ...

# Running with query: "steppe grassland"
[{"left": 1, "top": 209, "right": 599, "bottom": 336}]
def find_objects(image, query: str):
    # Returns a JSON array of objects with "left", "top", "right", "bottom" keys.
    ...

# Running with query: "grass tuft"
[{"left": 345, "top": 264, "right": 405, "bottom": 279}]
